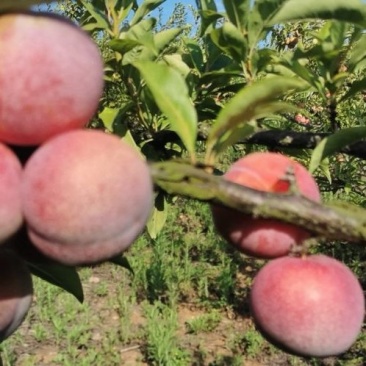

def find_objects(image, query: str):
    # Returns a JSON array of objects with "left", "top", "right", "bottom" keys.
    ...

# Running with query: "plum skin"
[
  {"left": 211, "top": 152, "right": 321, "bottom": 258},
  {"left": 0, "top": 11, "right": 104, "bottom": 146},
  {"left": 21, "top": 130, "right": 154, "bottom": 266},
  {"left": 0, "top": 250, "right": 33, "bottom": 342},
  {"left": 0, "top": 143, "right": 23, "bottom": 242},
  {"left": 250, "top": 255, "right": 365, "bottom": 357}
]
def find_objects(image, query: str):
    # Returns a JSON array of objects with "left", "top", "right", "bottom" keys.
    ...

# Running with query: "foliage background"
[{"left": 0, "top": 0, "right": 366, "bottom": 364}]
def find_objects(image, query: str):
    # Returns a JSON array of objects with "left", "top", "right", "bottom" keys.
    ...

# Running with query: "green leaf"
[
  {"left": 4, "top": 227, "right": 84, "bottom": 302},
  {"left": 111, "top": 0, "right": 137, "bottom": 25},
  {"left": 108, "top": 39, "right": 144, "bottom": 54},
  {"left": 252, "top": 0, "right": 288, "bottom": 23},
  {"left": 134, "top": 61, "right": 198, "bottom": 158},
  {"left": 199, "top": 70, "right": 244, "bottom": 95},
  {"left": 199, "top": 70, "right": 243, "bottom": 84},
  {"left": 247, "top": 0, "right": 287, "bottom": 46},
  {"left": 269, "top": 0, "right": 366, "bottom": 27},
  {"left": 98, "top": 105, "right": 140, "bottom": 150},
  {"left": 184, "top": 40, "right": 205, "bottom": 72},
  {"left": 280, "top": 58, "right": 325, "bottom": 95},
  {"left": 326, "top": 21, "right": 348, "bottom": 49},
  {"left": 99, "top": 107, "right": 120, "bottom": 131},
  {"left": 154, "top": 28, "right": 186, "bottom": 53},
  {"left": 196, "top": 0, "right": 221, "bottom": 36},
  {"left": 348, "top": 34, "right": 366, "bottom": 72},
  {"left": 163, "top": 54, "right": 191, "bottom": 79},
  {"left": 80, "top": 0, "right": 111, "bottom": 32},
  {"left": 339, "top": 77, "right": 366, "bottom": 102},
  {"left": 138, "top": 27, "right": 186, "bottom": 61},
  {"left": 199, "top": 9, "right": 223, "bottom": 36},
  {"left": 206, "top": 76, "right": 306, "bottom": 163},
  {"left": 122, "top": 18, "right": 156, "bottom": 50},
  {"left": 146, "top": 192, "right": 168, "bottom": 239},
  {"left": 319, "top": 158, "right": 332, "bottom": 184},
  {"left": 130, "top": 0, "right": 165, "bottom": 26},
  {"left": 115, "top": 18, "right": 157, "bottom": 64},
  {"left": 29, "top": 262, "right": 84, "bottom": 303},
  {"left": 210, "top": 22, "right": 247, "bottom": 63},
  {"left": 223, "top": 0, "right": 250, "bottom": 31},
  {"left": 109, "top": 255, "right": 134, "bottom": 274},
  {"left": 210, "top": 120, "right": 258, "bottom": 159},
  {"left": 309, "top": 127, "right": 366, "bottom": 173}
]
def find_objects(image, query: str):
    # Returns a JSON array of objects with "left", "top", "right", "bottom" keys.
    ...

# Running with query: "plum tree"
[
  {"left": 250, "top": 255, "right": 365, "bottom": 357},
  {"left": 0, "top": 143, "right": 23, "bottom": 242},
  {"left": 211, "top": 152, "right": 321, "bottom": 258},
  {"left": 0, "top": 249, "right": 33, "bottom": 342},
  {"left": 0, "top": 11, "right": 104, "bottom": 146},
  {"left": 21, "top": 129, "right": 154, "bottom": 266}
]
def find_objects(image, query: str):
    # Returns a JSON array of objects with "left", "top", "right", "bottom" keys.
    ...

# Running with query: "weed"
[
  {"left": 185, "top": 310, "right": 221, "bottom": 334},
  {"left": 229, "top": 327, "right": 264, "bottom": 360},
  {"left": 209, "top": 354, "right": 244, "bottom": 366},
  {"left": 0, "top": 194, "right": 364, "bottom": 365},
  {"left": 142, "top": 301, "right": 191, "bottom": 365}
]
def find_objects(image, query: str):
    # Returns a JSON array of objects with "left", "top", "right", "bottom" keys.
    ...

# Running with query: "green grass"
[
  {"left": 185, "top": 310, "right": 221, "bottom": 334},
  {"left": 0, "top": 162, "right": 365, "bottom": 365}
]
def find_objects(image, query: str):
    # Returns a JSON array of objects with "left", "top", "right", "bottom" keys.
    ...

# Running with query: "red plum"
[
  {"left": 22, "top": 130, "right": 154, "bottom": 265},
  {"left": 0, "top": 143, "right": 23, "bottom": 242},
  {"left": 0, "top": 250, "right": 33, "bottom": 342},
  {"left": 0, "top": 12, "right": 104, "bottom": 145},
  {"left": 250, "top": 255, "right": 365, "bottom": 357},
  {"left": 211, "top": 152, "right": 321, "bottom": 258}
]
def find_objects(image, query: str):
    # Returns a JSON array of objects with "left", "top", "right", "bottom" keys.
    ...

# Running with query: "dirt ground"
[{"left": 4, "top": 262, "right": 364, "bottom": 366}]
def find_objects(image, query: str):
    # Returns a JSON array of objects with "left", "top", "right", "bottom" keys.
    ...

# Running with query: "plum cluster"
[
  {"left": 0, "top": 11, "right": 153, "bottom": 342},
  {"left": 212, "top": 152, "right": 365, "bottom": 357},
  {"left": 0, "top": 8, "right": 364, "bottom": 360}
]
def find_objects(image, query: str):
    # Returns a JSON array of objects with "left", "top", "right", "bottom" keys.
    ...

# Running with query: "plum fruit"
[
  {"left": 0, "top": 143, "right": 23, "bottom": 242},
  {"left": 0, "top": 11, "right": 104, "bottom": 145},
  {"left": 250, "top": 255, "right": 365, "bottom": 357},
  {"left": 22, "top": 129, "right": 154, "bottom": 265},
  {"left": 211, "top": 152, "right": 321, "bottom": 258},
  {"left": 0, "top": 250, "right": 33, "bottom": 342}
]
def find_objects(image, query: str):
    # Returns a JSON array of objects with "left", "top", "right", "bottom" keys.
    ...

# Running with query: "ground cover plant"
[{"left": 0, "top": 0, "right": 365, "bottom": 365}]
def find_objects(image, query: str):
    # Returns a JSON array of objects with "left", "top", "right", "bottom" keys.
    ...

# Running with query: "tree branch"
[
  {"left": 244, "top": 130, "right": 366, "bottom": 159},
  {"left": 151, "top": 129, "right": 366, "bottom": 160},
  {"left": 150, "top": 160, "right": 366, "bottom": 243}
]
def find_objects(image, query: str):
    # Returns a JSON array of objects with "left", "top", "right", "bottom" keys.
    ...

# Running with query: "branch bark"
[
  {"left": 244, "top": 130, "right": 366, "bottom": 159},
  {"left": 150, "top": 160, "right": 366, "bottom": 244},
  {"left": 152, "top": 129, "right": 366, "bottom": 160}
]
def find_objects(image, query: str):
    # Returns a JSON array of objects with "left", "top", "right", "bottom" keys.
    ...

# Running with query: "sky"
[
  {"left": 162, "top": 0, "right": 224, "bottom": 12},
  {"left": 155, "top": 0, "right": 224, "bottom": 28},
  {"left": 38, "top": 1, "right": 225, "bottom": 20}
]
